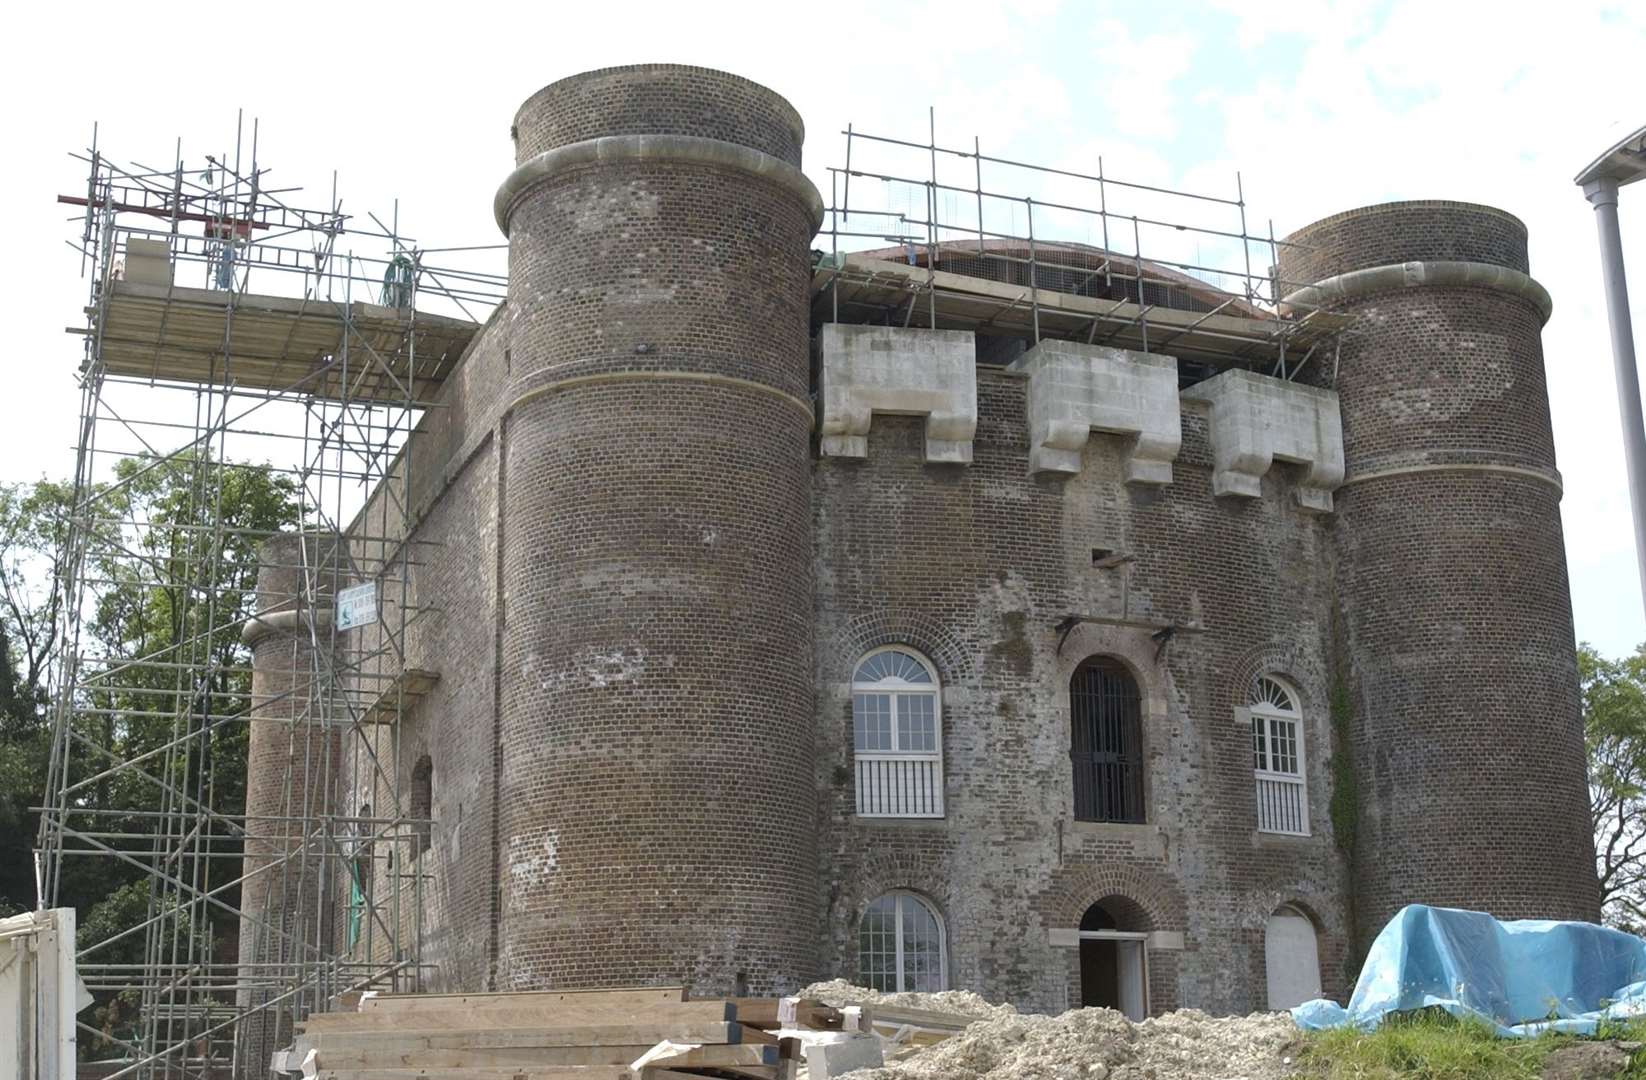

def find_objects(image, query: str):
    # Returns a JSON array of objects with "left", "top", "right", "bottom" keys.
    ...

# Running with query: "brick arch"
[
  {"left": 849, "top": 848, "right": 956, "bottom": 920},
  {"left": 1038, "top": 861, "right": 1187, "bottom": 932},
  {"left": 834, "top": 612, "right": 976, "bottom": 686},
  {"left": 1227, "top": 643, "right": 1320, "bottom": 715}
]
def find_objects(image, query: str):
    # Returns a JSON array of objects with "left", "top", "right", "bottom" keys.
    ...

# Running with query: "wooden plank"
[
  {"left": 647, "top": 1069, "right": 776, "bottom": 1080},
  {"left": 317, "top": 1069, "right": 637, "bottom": 1080},
  {"left": 360, "top": 987, "right": 688, "bottom": 1013},
  {"left": 302, "top": 1001, "right": 736, "bottom": 1033},
  {"left": 314, "top": 1042, "right": 779, "bottom": 1071},
  {"left": 860, "top": 1003, "right": 976, "bottom": 1031},
  {"left": 309, "top": 1022, "right": 742, "bottom": 1052}
]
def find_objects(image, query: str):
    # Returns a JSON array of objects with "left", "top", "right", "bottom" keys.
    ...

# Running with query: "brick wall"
[
  {"left": 811, "top": 375, "right": 1354, "bottom": 1015},
  {"left": 268, "top": 73, "right": 1595, "bottom": 1023},
  {"left": 1280, "top": 201, "right": 1600, "bottom": 946},
  {"left": 493, "top": 65, "right": 821, "bottom": 996}
]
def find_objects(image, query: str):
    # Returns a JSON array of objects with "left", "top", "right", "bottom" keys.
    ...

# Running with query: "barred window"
[
  {"left": 1251, "top": 676, "right": 1308, "bottom": 835},
  {"left": 858, "top": 892, "right": 947, "bottom": 992},
  {"left": 852, "top": 648, "right": 944, "bottom": 817},
  {"left": 1071, "top": 657, "right": 1145, "bottom": 823}
]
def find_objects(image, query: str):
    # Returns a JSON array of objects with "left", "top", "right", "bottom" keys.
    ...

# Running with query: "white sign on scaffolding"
[{"left": 337, "top": 582, "right": 379, "bottom": 631}]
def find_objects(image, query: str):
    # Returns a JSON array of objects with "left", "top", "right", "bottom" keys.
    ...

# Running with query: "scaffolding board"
[{"left": 92, "top": 281, "right": 479, "bottom": 405}]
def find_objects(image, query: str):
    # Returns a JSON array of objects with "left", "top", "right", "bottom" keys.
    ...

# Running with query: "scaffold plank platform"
[
  {"left": 812, "top": 253, "right": 1352, "bottom": 367},
  {"left": 87, "top": 280, "right": 480, "bottom": 403}
]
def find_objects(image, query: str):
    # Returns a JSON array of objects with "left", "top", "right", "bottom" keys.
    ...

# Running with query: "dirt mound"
[
  {"left": 797, "top": 983, "right": 1301, "bottom": 1080},
  {"left": 799, "top": 979, "right": 1018, "bottom": 1020}
]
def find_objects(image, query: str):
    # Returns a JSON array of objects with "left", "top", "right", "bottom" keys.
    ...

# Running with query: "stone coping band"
[
  {"left": 1282, "top": 260, "right": 1554, "bottom": 325},
  {"left": 506, "top": 369, "right": 816, "bottom": 428},
  {"left": 1339, "top": 461, "right": 1563, "bottom": 496},
  {"left": 241, "top": 608, "right": 334, "bottom": 647},
  {"left": 495, "top": 134, "right": 825, "bottom": 235}
]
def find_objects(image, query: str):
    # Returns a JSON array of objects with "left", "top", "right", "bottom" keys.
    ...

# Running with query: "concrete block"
[
  {"left": 803, "top": 1034, "right": 885, "bottom": 1077},
  {"left": 1007, "top": 340, "right": 1181, "bottom": 482},
  {"left": 1180, "top": 369, "right": 1344, "bottom": 512},
  {"left": 819, "top": 324, "right": 977, "bottom": 464},
  {"left": 124, "top": 237, "right": 173, "bottom": 287}
]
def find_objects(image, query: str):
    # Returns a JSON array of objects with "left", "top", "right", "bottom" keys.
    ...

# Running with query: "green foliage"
[
  {"left": 1297, "top": 1010, "right": 1644, "bottom": 1080},
  {"left": 1583, "top": 642, "right": 1646, "bottom": 929},
  {"left": 77, "top": 879, "right": 206, "bottom": 1060},
  {"left": 0, "top": 455, "right": 298, "bottom": 1051}
]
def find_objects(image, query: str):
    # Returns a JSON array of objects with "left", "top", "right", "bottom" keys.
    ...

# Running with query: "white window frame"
[
  {"left": 858, "top": 891, "right": 948, "bottom": 993},
  {"left": 852, "top": 646, "right": 945, "bottom": 818},
  {"left": 1251, "top": 675, "right": 1309, "bottom": 836}
]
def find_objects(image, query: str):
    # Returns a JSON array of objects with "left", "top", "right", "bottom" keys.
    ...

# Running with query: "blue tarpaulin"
[{"left": 1291, "top": 904, "right": 1646, "bottom": 1037}]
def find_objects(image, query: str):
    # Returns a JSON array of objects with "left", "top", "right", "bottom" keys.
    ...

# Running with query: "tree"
[
  {"left": 1584, "top": 642, "right": 1646, "bottom": 928},
  {"left": 0, "top": 455, "right": 298, "bottom": 1048}
]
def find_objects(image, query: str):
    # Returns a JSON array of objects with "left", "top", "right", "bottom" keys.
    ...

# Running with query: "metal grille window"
[
  {"left": 1070, "top": 658, "right": 1145, "bottom": 823},
  {"left": 858, "top": 892, "right": 947, "bottom": 992},
  {"left": 1251, "top": 675, "right": 1309, "bottom": 835},
  {"left": 852, "top": 648, "right": 944, "bottom": 817}
]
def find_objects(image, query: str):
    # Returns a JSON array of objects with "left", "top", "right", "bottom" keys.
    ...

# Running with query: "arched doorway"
[
  {"left": 1078, "top": 898, "right": 1148, "bottom": 1020},
  {"left": 1264, "top": 905, "right": 1322, "bottom": 1009}
]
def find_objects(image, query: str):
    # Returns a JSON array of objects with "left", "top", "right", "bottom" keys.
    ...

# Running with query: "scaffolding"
[
  {"left": 30, "top": 106, "right": 1353, "bottom": 1080},
  {"left": 814, "top": 114, "right": 1354, "bottom": 382},
  {"left": 35, "top": 118, "right": 505, "bottom": 1079}
]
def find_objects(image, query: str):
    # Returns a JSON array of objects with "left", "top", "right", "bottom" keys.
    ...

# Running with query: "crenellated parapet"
[
  {"left": 1007, "top": 341, "right": 1181, "bottom": 483},
  {"left": 1179, "top": 369, "right": 1344, "bottom": 513},
  {"left": 818, "top": 324, "right": 977, "bottom": 464}
]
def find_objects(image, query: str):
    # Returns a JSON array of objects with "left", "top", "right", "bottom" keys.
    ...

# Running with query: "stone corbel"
[
  {"left": 1007, "top": 341, "right": 1181, "bottom": 483},
  {"left": 818, "top": 324, "right": 977, "bottom": 464},
  {"left": 1180, "top": 369, "right": 1344, "bottom": 513}
]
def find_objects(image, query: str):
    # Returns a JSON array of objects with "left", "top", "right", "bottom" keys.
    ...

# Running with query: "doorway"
[
  {"left": 1078, "top": 899, "right": 1148, "bottom": 1020},
  {"left": 1264, "top": 905, "right": 1322, "bottom": 1009}
]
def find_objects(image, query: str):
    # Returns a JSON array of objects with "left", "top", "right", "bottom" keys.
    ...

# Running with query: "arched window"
[
  {"left": 1070, "top": 658, "right": 1144, "bottom": 823},
  {"left": 410, "top": 755, "right": 433, "bottom": 857},
  {"left": 1264, "top": 904, "right": 1322, "bottom": 1009},
  {"left": 858, "top": 891, "right": 947, "bottom": 992},
  {"left": 852, "top": 648, "right": 943, "bottom": 817},
  {"left": 1251, "top": 675, "right": 1308, "bottom": 835}
]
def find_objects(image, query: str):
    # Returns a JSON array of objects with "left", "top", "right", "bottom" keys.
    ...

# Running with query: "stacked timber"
[{"left": 279, "top": 986, "right": 978, "bottom": 1080}]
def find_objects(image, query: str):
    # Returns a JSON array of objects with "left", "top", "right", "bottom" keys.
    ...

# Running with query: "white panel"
[
  {"left": 1, "top": 908, "right": 84, "bottom": 1080},
  {"left": 856, "top": 756, "right": 944, "bottom": 817},
  {"left": 1264, "top": 910, "right": 1323, "bottom": 1010},
  {"left": 1117, "top": 941, "right": 1147, "bottom": 1021}
]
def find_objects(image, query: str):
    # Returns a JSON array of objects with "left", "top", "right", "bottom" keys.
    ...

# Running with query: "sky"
[{"left": 1, "top": 0, "right": 1643, "bottom": 657}]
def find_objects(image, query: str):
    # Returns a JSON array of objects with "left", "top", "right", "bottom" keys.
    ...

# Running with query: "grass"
[{"left": 1295, "top": 1010, "right": 1646, "bottom": 1080}]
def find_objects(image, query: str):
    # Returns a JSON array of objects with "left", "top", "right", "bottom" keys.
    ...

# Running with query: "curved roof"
[
  {"left": 853, "top": 238, "right": 1266, "bottom": 319},
  {"left": 1575, "top": 122, "right": 1646, "bottom": 188}
]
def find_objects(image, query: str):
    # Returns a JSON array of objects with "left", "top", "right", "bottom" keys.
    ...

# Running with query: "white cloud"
[{"left": 2, "top": 0, "right": 1642, "bottom": 652}]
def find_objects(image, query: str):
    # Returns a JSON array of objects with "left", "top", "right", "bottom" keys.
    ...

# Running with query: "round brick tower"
[
  {"left": 491, "top": 65, "right": 823, "bottom": 994},
  {"left": 1280, "top": 201, "right": 1600, "bottom": 944},
  {"left": 237, "top": 532, "right": 339, "bottom": 1069}
]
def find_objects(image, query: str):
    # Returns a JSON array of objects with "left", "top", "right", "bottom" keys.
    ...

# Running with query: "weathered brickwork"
[
  {"left": 1280, "top": 201, "right": 1600, "bottom": 947},
  {"left": 238, "top": 534, "right": 341, "bottom": 1068},
  {"left": 512, "top": 63, "right": 805, "bottom": 167},
  {"left": 239, "top": 71, "right": 1598, "bottom": 1025},
  {"left": 496, "top": 65, "right": 821, "bottom": 997},
  {"left": 812, "top": 380, "right": 1353, "bottom": 1015}
]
